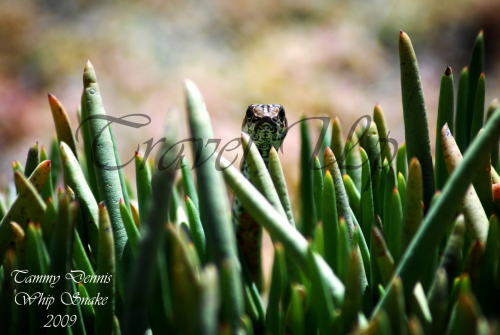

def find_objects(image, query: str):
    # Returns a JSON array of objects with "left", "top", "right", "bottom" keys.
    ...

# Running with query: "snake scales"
[{"left": 232, "top": 104, "right": 288, "bottom": 290}]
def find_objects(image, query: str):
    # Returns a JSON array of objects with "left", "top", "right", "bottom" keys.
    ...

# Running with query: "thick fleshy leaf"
[
  {"left": 396, "top": 142, "right": 407, "bottom": 182},
  {"left": 78, "top": 283, "right": 96, "bottom": 330},
  {"left": 359, "top": 147, "right": 374, "bottom": 243},
  {"left": 307, "top": 246, "right": 335, "bottom": 333},
  {"left": 286, "top": 284, "right": 306, "bottom": 335},
  {"left": 385, "top": 276, "right": 406, "bottom": 335},
  {"left": 83, "top": 61, "right": 130, "bottom": 298},
  {"left": 0, "top": 250, "right": 14, "bottom": 333},
  {"left": 439, "top": 215, "right": 465, "bottom": 288},
  {"left": 180, "top": 155, "right": 199, "bottom": 211},
  {"left": 446, "top": 292, "right": 484, "bottom": 335},
  {"left": 464, "top": 31, "right": 485, "bottom": 147},
  {"left": 397, "top": 172, "right": 406, "bottom": 209},
  {"left": 26, "top": 222, "right": 47, "bottom": 333},
  {"left": 266, "top": 242, "right": 287, "bottom": 335},
  {"left": 386, "top": 187, "right": 403, "bottom": 264},
  {"left": 60, "top": 141, "right": 99, "bottom": 254},
  {"left": 119, "top": 199, "right": 140, "bottom": 255},
  {"left": 313, "top": 155, "right": 324, "bottom": 222},
  {"left": 48, "top": 194, "right": 72, "bottom": 320},
  {"left": 441, "top": 123, "right": 489, "bottom": 243},
  {"left": 135, "top": 151, "right": 152, "bottom": 226},
  {"left": 39, "top": 146, "right": 53, "bottom": 202},
  {"left": 427, "top": 268, "right": 449, "bottom": 335},
  {"left": 338, "top": 217, "right": 352, "bottom": 284},
  {"left": 340, "top": 237, "right": 364, "bottom": 334},
  {"left": 470, "top": 73, "right": 486, "bottom": 142},
  {"left": 455, "top": 67, "right": 469, "bottom": 153},
  {"left": 220, "top": 155, "right": 345, "bottom": 306},
  {"left": 345, "top": 131, "right": 362, "bottom": 192},
  {"left": 378, "top": 158, "right": 389, "bottom": 222},
  {"left": 299, "top": 116, "right": 317, "bottom": 237},
  {"left": 269, "top": 146, "right": 295, "bottom": 226},
  {"left": 475, "top": 214, "right": 499, "bottom": 317},
  {"left": 122, "top": 108, "right": 178, "bottom": 334},
  {"left": 435, "top": 66, "right": 454, "bottom": 191},
  {"left": 402, "top": 158, "right": 423, "bottom": 252},
  {"left": 486, "top": 98, "right": 500, "bottom": 173},
  {"left": 399, "top": 30, "right": 435, "bottom": 212},
  {"left": 344, "top": 173, "right": 360, "bottom": 217},
  {"left": 79, "top": 90, "right": 100, "bottom": 203},
  {"left": 94, "top": 204, "right": 116, "bottom": 335},
  {"left": 24, "top": 141, "right": 39, "bottom": 178},
  {"left": 472, "top": 130, "right": 494, "bottom": 217},
  {"left": 374, "top": 94, "right": 500, "bottom": 315},
  {"left": 371, "top": 226, "right": 394, "bottom": 287},
  {"left": 186, "top": 195, "right": 206, "bottom": 264},
  {"left": 364, "top": 121, "right": 382, "bottom": 215},
  {"left": 48, "top": 93, "right": 79, "bottom": 161},
  {"left": 331, "top": 117, "right": 346, "bottom": 176},
  {"left": 166, "top": 225, "right": 202, "bottom": 335},
  {"left": 373, "top": 104, "right": 394, "bottom": 170},
  {"left": 325, "top": 147, "right": 354, "bottom": 236},
  {"left": 0, "top": 162, "right": 50, "bottom": 261},
  {"left": 323, "top": 169, "right": 339, "bottom": 273},
  {"left": 184, "top": 79, "right": 243, "bottom": 331}
]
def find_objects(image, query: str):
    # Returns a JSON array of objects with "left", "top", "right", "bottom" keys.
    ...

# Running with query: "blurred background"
[{"left": 1, "top": 0, "right": 500, "bottom": 272}]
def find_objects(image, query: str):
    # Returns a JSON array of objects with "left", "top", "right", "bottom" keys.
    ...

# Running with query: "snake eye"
[
  {"left": 279, "top": 107, "right": 285, "bottom": 120},
  {"left": 246, "top": 107, "right": 253, "bottom": 121}
]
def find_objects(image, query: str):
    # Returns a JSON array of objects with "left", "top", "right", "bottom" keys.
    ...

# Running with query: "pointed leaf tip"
[
  {"left": 10, "top": 222, "right": 24, "bottom": 239},
  {"left": 183, "top": 78, "right": 198, "bottom": 93},
  {"left": 445, "top": 66, "right": 452, "bottom": 76},
  {"left": 47, "top": 93, "right": 59, "bottom": 106},
  {"left": 83, "top": 60, "right": 96, "bottom": 86},
  {"left": 399, "top": 30, "right": 410, "bottom": 41},
  {"left": 442, "top": 122, "right": 450, "bottom": 133}
]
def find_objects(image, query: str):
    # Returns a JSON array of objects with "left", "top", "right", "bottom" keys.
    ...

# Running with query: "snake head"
[{"left": 242, "top": 104, "right": 288, "bottom": 151}]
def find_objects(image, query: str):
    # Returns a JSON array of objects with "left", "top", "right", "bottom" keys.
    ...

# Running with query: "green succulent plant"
[{"left": 0, "top": 30, "right": 499, "bottom": 335}]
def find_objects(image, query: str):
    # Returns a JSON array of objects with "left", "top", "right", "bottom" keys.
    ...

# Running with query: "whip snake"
[{"left": 232, "top": 104, "right": 288, "bottom": 290}]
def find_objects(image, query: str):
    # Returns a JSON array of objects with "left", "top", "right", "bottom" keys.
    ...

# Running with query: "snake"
[{"left": 232, "top": 104, "right": 288, "bottom": 290}]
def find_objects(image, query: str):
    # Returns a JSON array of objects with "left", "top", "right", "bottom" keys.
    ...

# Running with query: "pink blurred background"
[{"left": 1, "top": 0, "right": 500, "bottom": 227}]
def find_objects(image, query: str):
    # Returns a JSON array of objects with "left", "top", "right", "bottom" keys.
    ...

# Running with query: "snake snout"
[{"left": 256, "top": 116, "right": 274, "bottom": 127}]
